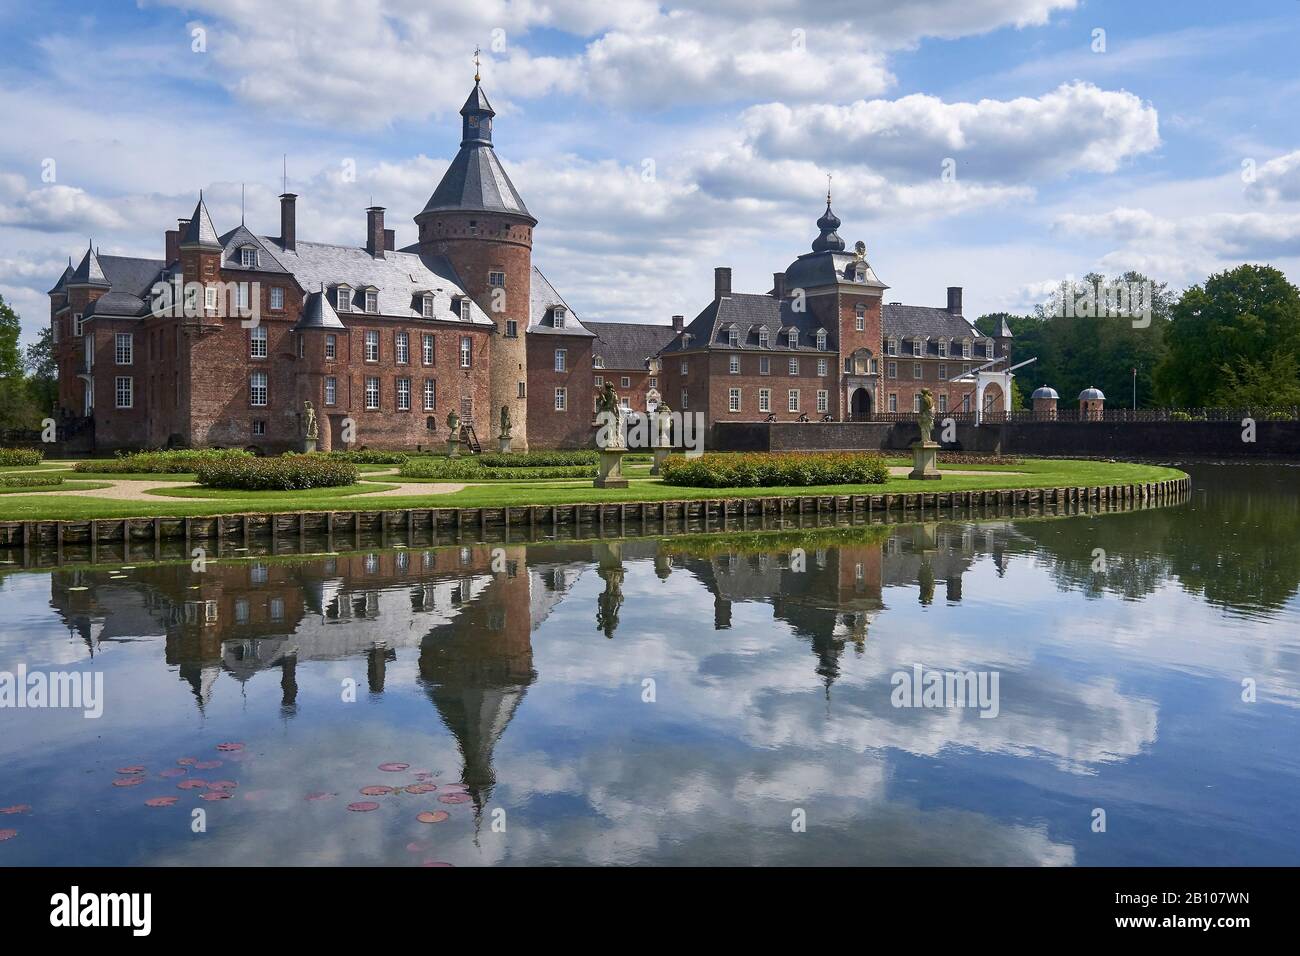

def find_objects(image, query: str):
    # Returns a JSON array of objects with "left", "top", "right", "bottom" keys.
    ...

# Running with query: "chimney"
[
  {"left": 166, "top": 224, "right": 181, "bottom": 265},
  {"left": 366, "top": 207, "right": 386, "bottom": 258},
  {"left": 280, "top": 193, "right": 297, "bottom": 251},
  {"left": 947, "top": 286, "right": 963, "bottom": 315},
  {"left": 772, "top": 272, "right": 786, "bottom": 299},
  {"left": 384, "top": 228, "right": 395, "bottom": 252},
  {"left": 714, "top": 266, "right": 731, "bottom": 300},
  {"left": 672, "top": 314, "right": 684, "bottom": 333}
]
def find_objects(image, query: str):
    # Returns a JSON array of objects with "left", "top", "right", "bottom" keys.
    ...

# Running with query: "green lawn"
[
  {"left": 0, "top": 458, "right": 1185, "bottom": 521},
  {"left": 0, "top": 481, "right": 111, "bottom": 495},
  {"left": 145, "top": 481, "right": 399, "bottom": 500}
]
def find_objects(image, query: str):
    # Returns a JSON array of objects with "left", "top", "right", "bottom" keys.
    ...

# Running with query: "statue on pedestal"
[
  {"left": 595, "top": 381, "right": 625, "bottom": 449},
  {"left": 302, "top": 400, "right": 319, "bottom": 452},
  {"left": 446, "top": 408, "right": 462, "bottom": 458},
  {"left": 497, "top": 404, "right": 513, "bottom": 453},
  {"left": 909, "top": 388, "right": 941, "bottom": 480},
  {"left": 917, "top": 388, "right": 935, "bottom": 443}
]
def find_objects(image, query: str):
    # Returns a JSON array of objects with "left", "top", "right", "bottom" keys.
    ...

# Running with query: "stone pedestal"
[
  {"left": 595, "top": 448, "right": 628, "bottom": 488},
  {"left": 303, "top": 438, "right": 317, "bottom": 453},
  {"left": 498, "top": 436, "right": 512, "bottom": 454},
  {"left": 908, "top": 441, "right": 941, "bottom": 480},
  {"left": 447, "top": 438, "right": 461, "bottom": 459},
  {"left": 650, "top": 447, "right": 670, "bottom": 476}
]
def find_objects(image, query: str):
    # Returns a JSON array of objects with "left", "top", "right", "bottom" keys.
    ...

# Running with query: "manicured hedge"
[
  {"left": 477, "top": 450, "right": 598, "bottom": 467},
  {"left": 196, "top": 454, "right": 358, "bottom": 490},
  {"left": 0, "top": 448, "right": 44, "bottom": 467},
  {"left": 661, "top": 452, "right": 889, "bottom": 488},
  {"left": 74, "top": 449, "right": 253, "bottom": 474},
  {"left": 320, "top": 450, "right": 410, "bottom": 465},
  {"left": 935, "top": 453, "right": 1022, "bottom": 465},
  {"left": 400, "top": 458, "right": 595, "bottom": 481},
  {"left": 0, "top": 475, "right": 62, "bottom": 487}
]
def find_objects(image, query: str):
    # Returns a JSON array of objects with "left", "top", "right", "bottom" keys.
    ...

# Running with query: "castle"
[{"left": 48, "top": 78, "right": 1010, "bottom": 453}]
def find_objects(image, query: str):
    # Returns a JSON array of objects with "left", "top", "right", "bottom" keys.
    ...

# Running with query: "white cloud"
[
  {"left": 0, "top": 176, "right": 127, "bottom": 233},
  {"left": 1246, "top": 149, "right": 1300, "bottom": 205}
]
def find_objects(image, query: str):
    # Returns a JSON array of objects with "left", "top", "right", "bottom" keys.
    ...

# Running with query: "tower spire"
[{"left": 474, "top": 46, "right": 481, "bottom": 83}]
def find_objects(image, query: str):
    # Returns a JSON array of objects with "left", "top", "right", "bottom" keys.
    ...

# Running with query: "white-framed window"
[
  {"left": 458, "top": 298, "right": 471, "bottom": 321},
  {"left": 886, "top": 338, "right": 898, "bottom": 356},
  {"left": 938, "top": 363, "right": 947, "bottom": 380},
  {"left": 649, "top": 376, "right": 657, "bottom": 388},
  {"left": 460, "top": 336, "right": 472, "bottom": 368},
  {"left": 855, "top": 305, "right": 865, "bottom": 332},
  {"left": 788, "top": 389, "right": 800, "bottom": 412},
  {"left": 962, "top": 394, "right": 971, "bottom": 412},
  {"left": 488, "top": 271, "right": 506, "bottom": 288},
  {"left": 395, "top": 331, "right": 409, "bottom": 365},
  {"left": 365, "top": 290, "right": 379, "bottom": 314},
  {"left": 962, "top": 340, "right": 972, "bottom": 359},
  {"left": 787, "top": 329, "right": 798, "bottom": 348},
  {"left": 270, "top": 287, "right": 284, "bottom": 310},
  {"left": 937, "top": 393, "right": 948, "bottom": 413},
  {"left": 758, "top": 388, "right": 771, "bottom": 413},
  {"left": 913, "top": 363, "right": 922, "bottom": 380},
  {"left": 114, "top": 332, "right": 133, "bottom": 365},
  {"left": 325, "top": 334, "right": 337, "bottom": 360},
  {"left": 817, "top": 358, "right": 827, "bottom": 376},
  {"left": 506, "top": 319, "right": 518, "bottom": 337},
  {"left": 554, "top": 386, "right": 567, "bottom": 411},
  {"left": 204, "top": 286, "right": 218, "bottom": 311},
  {"left": 114, "top": 376, "right": 133, "bottom": 409},
  {"left": 423, "top": 379, "right": 436, "bottom": 411},
  {"left": 729, "top": 354, "right": 739, "bottom": 374},
  {"left": 324, "top": 376, "right": 337, "bottom": 406},
  {"left": 252, "top": 419, "right": 266, "bottom": 436},
  {"left": 912, "top": 339, "right": 923, "bottom": 357},
  {"left": 593, "top": 355, "right": 605, "bottom": 368},
  {"left": 250, "top": 324, "right": 267, "bottom": 358},
  {"left": 73, "top": 313, "right": 84, "bottom": 336},
  {"left": 680, "top": 359, "right": 688, "bottom": 375},
  {"left": 758, "top": 329, "right": 769, "bottom": 348},
  {"left": 938, "top": 341, "right": 948, "bottom": 358},
  {"left": 680, "top": 388, "right": 689, "bottom": 409},
  {"left": 984, "top": 340, "right": 994, "bottom": 357},
  {"left": 620, "top": 375, "right": 630, "bottom": 388},
  {"left": 728, "top": 388, "right": 741, "bottom": 412},
  {"left": 817, "top": 390, "right": 828, "bottom": 413},
  {"left": 422, "top": 333, "right": 434, "bottom": 365},
  {"left": 250, "top": 371, "right": 268, "bottom": 406},
  {"left": 396, "top": 377, "right": 411, "bottom": 411},
  {"left": 914, "top": 393, "right": 923, "bottom": 412},
  {"left": 620, "top": 397, "right": 630, "bottom": 410},
  {"left": 888, "top": 393, "right": 898, "bottom": 412},
  {"left": 594, "top": 375, "right": 603, "bottom": 387},
  {"left": 759, "top": 356, "right": 770, "bottom": 375},
  {"left": 552, "top": 306, "right": 566, "bottom": 328},
  {"left": 816, "top": 330, "right": 827, "bottom": 351},
  {"left": 296, "top": 333, "right": 305, "bottom": 358},
  {"left": 422, "top": 294, "right": 435, "bottom": 318},
  {"left": 554, "top": 348, "right": 567, "bottom": 372},
  {"left": 240, "top": 246, "right": 257, "bottom": 268},
  {"left": 364, "top": 330, "right": 379, "bottom": 362},
  {"left": 728, "top": 329, "right": 739, "bottom": 347},
  {"left": 788, "top": 358, "right": 798, "bottom": 376},
  {"left": 887, "top": 361, "right": 897, "bottom": 379},
  {"left": 83, "top": 333, "right": 94, "bottom": 371},
  {"left": 364, "top": 376, "right": 380, "bottom": 410},
  {"left": 337, "top": 286, "right": 351, "bottom": 311}
]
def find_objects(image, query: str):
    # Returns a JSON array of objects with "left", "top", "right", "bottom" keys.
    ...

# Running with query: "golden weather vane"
[{"left": 474, "top": 46, "right": 481, "bottom": 82}]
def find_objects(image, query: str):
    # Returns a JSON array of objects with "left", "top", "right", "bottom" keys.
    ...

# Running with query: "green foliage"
[
  {"left": 1155, "top": 265, "right": 1300, "bottom": 406},
  {"left": 478, "top": 450, "right": 598, "bottom": 467},
  {"left": 662, "top": 452, "right": 889, "bottom": 488},
  {"left": 0, "top": 447, "right": 44, "bottom": 466},
  {"left": 24, "top": 325, "right": 57, "bottom": 415},
  {"left": 0, "top": 474, "right": 62, "bottom": 487},
  {"left": 74, "top": 449, "right": 253, "bottom": 474},
  {"left": 312, "top": 450, "right": 410, "bottom": 465},
  {"left": 400, "top": 457, "right": 596, "bottom": 480},
  {"left": 197, "top": 454, "right": 358, "bottom": 490}
]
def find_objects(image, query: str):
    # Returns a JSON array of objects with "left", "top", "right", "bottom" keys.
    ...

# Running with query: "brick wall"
[
  {"left": 526, "top": 333, "right": 594, "bottom": 448},
  {"left": 665, "top": 348, "right": 842, "bottom": 429}
]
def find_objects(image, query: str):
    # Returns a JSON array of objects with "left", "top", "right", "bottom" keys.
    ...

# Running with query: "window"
[
  {"left": 252, "top": 419, "right": 266, "bottom": 435},
  {"left": 787, "top": 329, "right": 798, "bottom": 348},
  {"left": 759, "top": 388, "right": 771, "bottom": 412},
  {"left": 758, "top": 329, "right": 769, "bottom": 348},
  {"left": 204, "top": 287, "right": 218, "bottom": 310},
  {"left": 422, "top": 333, "right": 434, "bottom": 365},
  {"left": 759, "top": 356, "right": 770, "bottom": 375},
  {"left": 594, "top": 376, "right": 603, "bottom": 387},
  {"left": 270, "top": 287, "right": 284, "bottom": 310},
  {"left": 938, "top": 341, "right": 948, "bottom": 358},
  {"left": 728, "top": 329, "right": 739, "bottom": 347},
  {"left": 297, "top": 334, "right": 305, "bottom": 358},
  {"left": 554, "top": 387, "right": 567, "bottom": 411},
  {"left": 364, "top": 330, "right": 379, "bottom": 362},
  {"left": 423, "top": 379, "right": 436, "bottom": 411},
  {"left": 593, "top": 355, "right": 605, "bottom": 368},
  {"left": 984, "top": 341, "right": 993, "bottom": 357},
  {"left": 680, "top": 389, "right": 689, "bottom": 409},
  {"left": 240, "top": 247, "right": 258, "bottom": 268},
  {"left": 888, "top": 393, "right": 898, "bottom": 412},
  {"left": 887, "top": 338, "right": 898, "bottom": 356},
  {"left": 680, "top": 360, "right": 688, "bottom": 375},
  {"left": 83, "top": 333, "right": 94, "bottom": 371},
  {"left": 855, "top": 306, "right": 866, "bottom": 332},
  {"left": 395, "top": 331, "right": 409, "bottom": 365},
  {"left": 74, "top": 313, "right": 84, "bottom": 336},
  {"left": 620, "top": 376, "right": 630, "bottom": 388},
  {"left": 250, "top": 325, "right": 267, "bottom": 358},
  {"left": 337, "top": 286, "right": 351, "bottom": 311},
  {"left": 817, "top": 358, "right": 827, "bottom": 376},
  {"left": 962, "top": 340, "right": 972, "bottom": 359},
  {"left": 396, "top": 377, "right": 411, "bottom": 411},
  {"left": 552, "top": 306, "right": 565, "bottom": 328},
  {"left": 788, "top": 358, "right": 798, "bottom": 376},
  {"left": 325, "top": 334, "right": 336, "bottom": 360},
  {"left": 236, "top": 283, "right": 251, "bottom": 312},
  {"left": 817, "top": 390, "right": 828, "bottom": 413},
  {"left": 365, "top": 290, "right": 379, "bottom": 314},
  {"left": 788, "top": 389, "right": 800, "bottom": 412},
  {"left": 460, "top": 336, "right": 472, "bottom": 368},
  {"left": 728, "top": 388, "right": 741, "bottom": 412},
  {"left": 325, "top": 376, "right": 337, "bottom": 406},
  {"left": 887, "top": 361, "right": 897, "bottom": 379},
  {"left": 648, "top": 376, "right": 657, "bottom": 388},
  {"left": 505, "top": 319, "right": 518, "bottom": 337},
  {"left": 458, "top": 298, "right": 471, "bottom": 322},
  {"left": 115, "top": 376, "right": 133, "bottom": 409},
  {"left": 554, "top": 349, "right": 567, "bottom": 372},
  {"left": 912, "top": 339, "right": 923, "bottom": 357},
  {"left": 913, "top": 363, "right": 922, "bottom": 380},
  {"left": 518, "top": 381, "right": 526, "bottom": 399},
  {"left": 365, "top": 376, "right": 380, "bottom": 410},
  {"left": 423, "top": 294, "right": 435, "bottom": 318},
  {"left": 729, "top": 355, "right": 739, "bottom": 375},
  {"left": 962, "top": 394, "right": 971, "bottom": 412},
  {"left": 114, "top": 332, "right": 133, "bottom": 365},
  {"left": 937, "top": 393, "right": 948, "bottom": 413},
  {"left": 938, "top": 363, "right": 947, "bottom": 380},
  {"left": 816, "top": 330, "right": 827, "bottom": 351},
  {"left": 250, "top": 371, "right": 267, "bottom": 406},
  {"left": 913, "top": 393, "right": 922, "bottom": 413},
  {"left": 489, "top": 271, "right": 506, "bottom": 288}
]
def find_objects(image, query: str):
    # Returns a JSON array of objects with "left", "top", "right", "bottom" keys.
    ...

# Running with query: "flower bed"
[
  {"left": 661, "top": 452, "right": 889, "bottom": 488},
  {"left": 477, "top": 450, "right": 599, "bottom": 467},
  {"left": 74, "top": 449, "right": 253, "bottom": 474},
  {"left": 196, "top": 454, "right": 358, "bottom": 490},
  {"left": 0, "top": 448, "right": 44, "bottom": 467}
]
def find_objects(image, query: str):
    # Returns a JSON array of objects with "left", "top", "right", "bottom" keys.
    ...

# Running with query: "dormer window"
[
  {"left": 422, "top": 295, "right": 435, "bottom": 318},
  {"left": 337, "top": 286, "right": 351, "bottom": 312},
  {"left": 983, "top": 340, "right": 994, "bottom": 357},
  {"left": 962, "top": 339, "right": 972, "bottom": 359},
  {"left": 758, "top": 329, "right": 769, "bottom": 348},
  {"left": 728, "top": 329, "right": 739, "bottom": 347},
  {"left": 912, "top": 339, "right": 923, "bottom": 357},
  {"left": 553, "top": 306, "right": 567, "bottom": 328},
  {"left": 786, "top": 329, "right": 798, "bottom": 349},
  {"left": 886, "top": 337, "right": 898, "bottom": 356},
  {"left": 365, "top": 290, "right": 379, "bottom": 314},
  {"left": 458, "top": 298, "right": 471, "bottom": 322},
  {"left": 854, "top": 265, "right": 866, "bottom": 282},
  {"left": 938, "top": 340, "right": 948, "bottom": 358},
  {"left": 815, "top": 329, "right": 827, "bottom": 351},
  {"left": 240, "top": 246, "right": 258, "bottom": 268},
  {"left": 593, "top": 355, "right": 604, "bottom": 369}
]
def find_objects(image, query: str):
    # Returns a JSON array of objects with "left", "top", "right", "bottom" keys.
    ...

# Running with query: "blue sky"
[{"left": 1, "top": 0, "right": 1298, "bottom": 345}]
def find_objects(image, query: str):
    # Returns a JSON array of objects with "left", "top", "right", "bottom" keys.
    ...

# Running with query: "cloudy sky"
[{"left": 1, "top": 0, "right": 1297, "bottom": 345}]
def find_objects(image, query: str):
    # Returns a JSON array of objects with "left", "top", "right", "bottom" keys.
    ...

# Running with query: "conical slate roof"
[
  {"left": 295, "top": 286, "right": 346, "bottom": 330},
  {"left": 69, "top": 244, "right": 110, "bottom": 287},
  {"left": 47, "top": 262, "right": 74, "bottom": 294},
  {"left": 180, "top": 195, "right": 221, "bottom": 249},
  {"left": 422, "top": 143, "right": 532, "bottom": 220}
]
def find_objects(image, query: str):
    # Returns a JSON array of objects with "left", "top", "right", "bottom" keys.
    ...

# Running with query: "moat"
[{"left": 1, "top": 461, "right": 1297, "bottom": 866}]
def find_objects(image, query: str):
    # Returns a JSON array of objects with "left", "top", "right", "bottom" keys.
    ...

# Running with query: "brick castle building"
[{"left": 49, "top": 78, "right": 1009, "bottom": 453}]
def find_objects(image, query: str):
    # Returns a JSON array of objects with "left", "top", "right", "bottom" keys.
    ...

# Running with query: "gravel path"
[{"left": 34, "top": 475, "right": 466, "bottom": 501}]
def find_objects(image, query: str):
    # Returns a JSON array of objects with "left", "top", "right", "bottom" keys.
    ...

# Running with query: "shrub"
[
  {"left": 319, "top": 450, "right": 410, "bottom": 465},
  {"left": 661, "top": 452, "right": 889, "bottom": 488},
  {"left": 0, "top": 475, "right": 62, "bottom": 488},
  {"left": 400, "top": 458, "right": 595, "bottom": 480},
  {"left": 477, "top": 450, "right": 598, "bottom": 467},
  {"left": 934, "top": 453, "right": 1023, "bottom": 465},
  {"left": 0, "top": 448, "right": 44, "bottom": 467},
  {"left": 197, "top": 454, "right": 358, "bottom": 490},
  {"left": 74, "top": 449, "right": 253, "bottom": 474}
]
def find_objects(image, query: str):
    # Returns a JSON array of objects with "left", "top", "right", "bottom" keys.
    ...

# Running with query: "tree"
[
  {"left": 1154, "top": 264, "right": 1300, "bottom": 407},
  {"left": 0, "top": 293, "right": 45, "bottom": 430},
  {"left": 24, "top": 325, "right": 57, "bottom": 414}
]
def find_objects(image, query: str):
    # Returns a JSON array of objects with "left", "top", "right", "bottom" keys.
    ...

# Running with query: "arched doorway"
[
  {"left": 980, "top": 382, "right": 1004, "bottom": 420},
  {"left": 849, "top": 387, "right": 873, "bottom": 421}
]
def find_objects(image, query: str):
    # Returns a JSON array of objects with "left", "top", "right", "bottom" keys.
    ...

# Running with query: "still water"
[{"left": 1, "top": 462, "right": 1297, "bottom": 866}]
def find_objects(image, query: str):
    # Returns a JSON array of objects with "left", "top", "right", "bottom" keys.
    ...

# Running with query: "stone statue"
[
  {"left": 595, "top": 381, "right": 625, "bottom": 449},
  {"left": 445, "top": 408, "right": 460, "bottom": 435},
  {"left": 499, "top": 404, "right": 512, "bottom": 438},
  {"left": 917, "top": 388, "right": 935, "bottom": 443},
  {"left": 303, "top": 400, "right": 319, "bottom": 440}
]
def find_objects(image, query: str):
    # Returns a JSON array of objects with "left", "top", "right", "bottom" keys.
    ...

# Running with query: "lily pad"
[
  {"left": 378, "top": 762, "right": 410, "bottom": 772},
  {"left": 177, "top": 779, "right": 208, "bottom": 791},
  {"left": 347, "top": 801, "right": 380, "bottom": 812},
  {"left": 145, "top": 797, "right": 179, "bottom": 808},
  {"left": 0, "top": 829, "right": 16, "bottom": 842},
  {"left": 417, "top": 810, "right": 450, "bottom": 824},
  {"left": 200, "top": 791, "right": 232, "bottom": 801},
  {"left": 112, "top": 776, "right": 145, "bottom": 788},
  {"left": 360, "top": 785, "right": 393, "bottom": 796},
  {"left": 0, "top": 805, "right": 30, "bottom": 815},
  {"left": 438, "top": 793, "right": 471, "bottom": 805}
]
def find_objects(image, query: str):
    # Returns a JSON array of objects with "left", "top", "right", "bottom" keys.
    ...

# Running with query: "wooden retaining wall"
[{"left": 0, "top": 477, "right": 1190, "bottom": 557}]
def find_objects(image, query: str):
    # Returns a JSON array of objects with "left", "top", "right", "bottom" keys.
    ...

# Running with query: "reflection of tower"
[
  {"left": 594, "top": 542, "right": 625, "bottom": 639},
  {"left": 418, "top": 545, "right": 536, "bottom": 820},
  {"left": 280, "top": 654, "right": 298, "bottom": 716}
]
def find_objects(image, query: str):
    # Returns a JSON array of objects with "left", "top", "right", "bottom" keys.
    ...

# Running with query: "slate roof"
[
  {"left": 48, "top": 263, "right": 73, "bottom": 295},
  {"left": 77, "top": 254, "right": 170, "bottom": 318},
  {"left": 660, "top": 293, "right": 837, "bottom": 355},
  {"left": 261, "top": 238, "right": 493, "bottom": 326},
  {"left": 422, "top": 146, "right": 532, "bottom": 220},
  {"left": 296, "top": 288, "right": 346, "bottom": 330},
  {"left": 69, "top": 245, "right": 110, "bottom": 287},
  {"left": 528, "top": 266, "right": 594, "bottom": 337},
  {"left": 219, "top": 225, "right": 290, "bottom": 274},
  {"left": 586, "top": 321, "right": 678, "bottom": 370},
  {"left": 882, "top": 304, "right": 993, "bottom": 359},
  {"left": 180, "top": 196, "right": 221, "bottom": 249}
]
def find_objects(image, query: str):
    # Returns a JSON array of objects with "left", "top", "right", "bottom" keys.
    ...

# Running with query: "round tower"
[{"left": 415, "top": 77, "right": 535, "bottom": 450}]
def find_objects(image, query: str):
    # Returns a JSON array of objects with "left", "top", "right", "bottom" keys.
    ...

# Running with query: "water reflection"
[{"left": 3, "top": 462, "right": 1300, "bottom": 865}]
